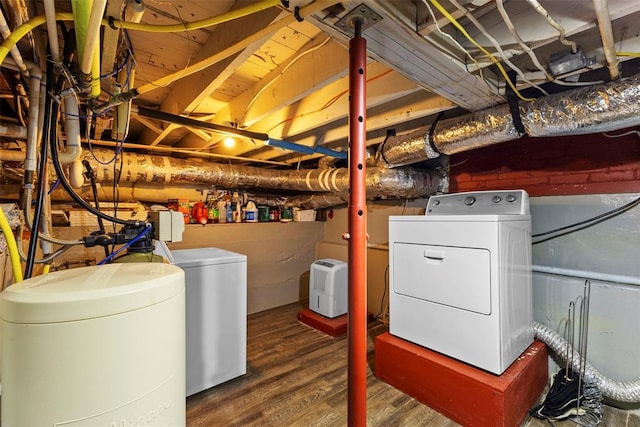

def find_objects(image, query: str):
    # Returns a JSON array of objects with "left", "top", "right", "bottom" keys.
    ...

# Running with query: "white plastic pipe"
[
  {"left": 68, "top": 160, "right": 85, "bottom": 189},
  {"left": 58, "top": 96, "right": 84, "bottom": 188},
  {"left": 532, "top": 264, "right": 640, "bottom": 286},
  {"left": 593, "top": 0, "right": 620, "bottom": 80},
  {"left": 43, "top": 0, "right": 61, "bottom": 64},
  {"left": 58, "top": 96, "right": 83, "bottom": 165},
  {"left": 81, "top": 0, "right": 107, "bottom": 75},
  {"left": 125, "top": 0, "right": 145, "bottom": 23},
  {"left": 0, "top": 123, "right": 27, "bottom": 138},
  {"left": 0, "top": 8, "right": 29, "bottom": 77}
]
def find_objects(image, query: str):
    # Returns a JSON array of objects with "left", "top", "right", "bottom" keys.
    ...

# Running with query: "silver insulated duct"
[
  {"left": 379, "top": 73, "right": 640, "bottom": 166},
  {"left": 80, "top": 148, "right": 445, "bottom": 201}
]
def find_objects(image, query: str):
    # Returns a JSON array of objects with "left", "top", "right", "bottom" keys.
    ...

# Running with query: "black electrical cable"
[
  {"left": 24, "top": 57, "right": 55, "bottom": 279},
  {"left": 532, "top": 195, "right": 640, "bottom": 244},
  {"left": 49, "top": 109, "right": 139, "bottom": 227},
  {"left": 49, "top": 119, "right": 139, "bottom": 226},
  {"left": 376, "top": 264, "right": 390, "bottom": 318},
  {"left": 45, "top": 17, "right": 137, "bottom": 228},
  {"left": 83, "top": 160, "right": 109, "bottom": 258}
]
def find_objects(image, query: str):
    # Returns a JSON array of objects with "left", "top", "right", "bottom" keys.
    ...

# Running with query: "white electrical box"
[
  {"left": 309, "top": 259, "right": 348, "bottom": 318},
  {"left": 149, "top": 210, "right": 185, "bottom": 242}
]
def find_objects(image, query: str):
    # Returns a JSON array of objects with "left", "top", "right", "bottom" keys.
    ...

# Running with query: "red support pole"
[{"left": 347, "top": 20, "right": 367, "bottom": 427}]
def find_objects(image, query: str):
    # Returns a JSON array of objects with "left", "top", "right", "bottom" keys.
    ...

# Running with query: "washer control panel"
[{"left": 426, "top": 190, "right": 529, "bottom": 215}]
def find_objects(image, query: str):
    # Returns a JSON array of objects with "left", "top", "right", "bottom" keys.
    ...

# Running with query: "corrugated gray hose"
[{"left": 534, "top": 322, "right": 640, "bottom": 402}]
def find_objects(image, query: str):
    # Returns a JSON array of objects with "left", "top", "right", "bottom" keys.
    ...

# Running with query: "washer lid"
[
  {"left": 171, "top": 248, "right": 247, "bottom": 268},
  {"left": 0, "top": 264, "right": 184, "bottom": 324}
]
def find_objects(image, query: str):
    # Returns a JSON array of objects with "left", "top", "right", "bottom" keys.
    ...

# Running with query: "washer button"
[
  {"left": 491, "top": 195, "right": 502, "bottom": 204},
  {"left": 433, "top": 200, "right": 440, "bottom": 206},
  {"left": 506, "top": 194, "right": 516, "bottom": 203},
  {"left": 464, "top": 196, "right": 476, "bottom": 206}
]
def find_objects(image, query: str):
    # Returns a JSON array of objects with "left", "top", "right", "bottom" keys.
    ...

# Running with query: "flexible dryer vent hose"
[{"left": 534, "top": 322, "right": 640, "bottom": 403}]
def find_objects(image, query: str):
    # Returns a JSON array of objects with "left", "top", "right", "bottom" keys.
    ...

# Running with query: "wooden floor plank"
[{"left": 186, "top": 301, "right": 636, "bottom": 426}]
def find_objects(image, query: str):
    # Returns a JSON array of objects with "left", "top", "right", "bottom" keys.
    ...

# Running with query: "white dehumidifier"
[{"left": 309, "top": 259, "right": 348, "bottom": 318}]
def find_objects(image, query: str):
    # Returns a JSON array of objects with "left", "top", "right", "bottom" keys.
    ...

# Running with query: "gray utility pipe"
[
  {"left": 80, "top": 147, "right": 445, "bottom": 200},
  {"left": 379, "top": 72, "right": 640, "bottom": 166}
]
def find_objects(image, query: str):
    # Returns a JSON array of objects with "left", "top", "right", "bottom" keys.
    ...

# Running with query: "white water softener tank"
[{"left": 0, "top": 263, "right": 186, "bottom": 426}]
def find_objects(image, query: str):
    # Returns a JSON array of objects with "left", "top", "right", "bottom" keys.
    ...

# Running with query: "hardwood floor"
[
  {"left": 187, "top": 301, "right": 457, "bottom": 426},
  {"left": 186, "top": 301, "right": 638, "bottom": 426}
]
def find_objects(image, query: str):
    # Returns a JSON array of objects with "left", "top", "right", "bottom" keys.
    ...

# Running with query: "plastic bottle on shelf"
[
  {"left": 218, "top": 201, "right": 227, "bottom": 223},
  {"left": 245, "top": 201, "right": 258, "bottom": 223},
  {"left": 234, "top": 201, "right": 242, "bottom": 223},
  {"left": 226, "top": 202, "right": 233, "bottom": 223}
]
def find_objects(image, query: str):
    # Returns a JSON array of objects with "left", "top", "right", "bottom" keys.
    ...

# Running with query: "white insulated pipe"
[
  {"left": 43, "top": 0, "right": 61, "bottom": 64},
  {"left": 593, "top": 0, "right": 620, "bottom": 81}
]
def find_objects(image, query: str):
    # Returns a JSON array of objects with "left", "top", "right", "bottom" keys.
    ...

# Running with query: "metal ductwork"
[
  {"left": 7, "top": 70, "right": 640, "bottom": 210},
  {"left": 80, "top": 148, "right": 445, "bottom": 199},
  {"left": 0, "top": 148, "right": 449, "bottom": 208},
  {"left": 378, "top": 73, "right": 640, "bottom": 166}
]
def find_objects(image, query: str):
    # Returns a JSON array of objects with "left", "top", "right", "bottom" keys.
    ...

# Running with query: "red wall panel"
[{"left": 448, "top": 129, "right": 640, "bottom": 196}]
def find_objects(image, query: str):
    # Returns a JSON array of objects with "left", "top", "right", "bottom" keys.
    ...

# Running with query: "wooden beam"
[
  {"left": 178, "top": 63, "right": 409, "bottom": 151},
  {"left": 219, "top": 37, "right": 349, "bottom": 129},
  {"left": 252, "top": 92, "right": 457, "bottom": 164},
  {"left": 138, "top": 3, "right": 282, "bottom": 146},
  {"left": 159, "top": 6, "right": 282, "bottom": 116},
  {"left": 132, "top": 115, "right": 163, "bottom": 135}
]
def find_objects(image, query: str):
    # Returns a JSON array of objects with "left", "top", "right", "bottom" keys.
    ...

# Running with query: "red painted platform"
[
  {"left": 297, "top": 309, "right": 374, "bottom": 337},
  {"left": 375, "top": 333, "right": 548, "bottom": 427}
]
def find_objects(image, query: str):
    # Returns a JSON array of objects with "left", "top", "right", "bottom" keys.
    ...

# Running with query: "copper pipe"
[{"left": 347, "top": 19, "right": 367, "bottom": 427}]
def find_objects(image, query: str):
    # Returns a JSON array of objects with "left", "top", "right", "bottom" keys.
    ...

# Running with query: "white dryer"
[{"left": 389, "top": 190, "right": 533, "bottom": 375}]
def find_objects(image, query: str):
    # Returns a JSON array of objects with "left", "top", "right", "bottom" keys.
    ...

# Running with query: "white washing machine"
[
  {"left": 171, "top": 248, "right": 247, "bottom": 397},
  {"left": 389, "top": 190, "right": 533, "bottom": 375}
]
